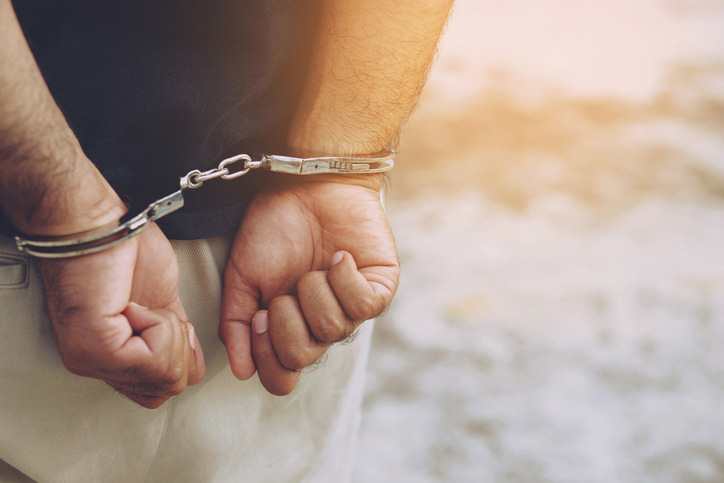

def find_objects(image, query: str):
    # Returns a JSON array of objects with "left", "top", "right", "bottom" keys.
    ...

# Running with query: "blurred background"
[{"left": 352, "top": 1, "right": 724, "bottom": 481}]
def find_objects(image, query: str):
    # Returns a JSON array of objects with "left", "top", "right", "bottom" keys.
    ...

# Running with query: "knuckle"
[
  {"left": 114, "top": 373, "right": 185, "bottom": 408},
  {"left": 164, "top": 361, "right": 186, "bottom": 387},
  {"left": 314, "top": 316, "right": 345, "bottom": 343},
  {"left": 128, "top": 390, "right": 169, "bottom": 409},
  {"left": 276, "top": 311, "right": 298, "bottom": 334},
  {"left": 299, "top": 273, "right": 328, "bottom": 301},
  {"left": 298, "top": 275, "right": 335, "bottom": 318},
  {"left": 346, "top": 296, "right": 377, "bottom": 322},
  {"left": 144, "top": 357, "right": 171, "bottom": 380},
  {"left": 268, "top": 302, "right": 302, "bottom": 337},
  {"left": 137, "top": 398, "right": 167, "bottom": 410},
  {"left": 298, "top": 271, "right": 322, "bottom": 290},
  {"left": 141, "top": 355, "right": 185, "bottom": 388},
  {"left": 280, "top": 345, "right": 312, "bottom": 370},
  {"left": 164, "top": 380, "right": 186, "bottom": 398},
  {"left": 60, "top": 357, "right": 84, "bottom": 376},
  {"left": 269, "top": 295, "right": 295, "bottom": 311},
  {"left": 265, "top": 373, "right": 301, "bottom": 397},
  {"left": 268, "top": 296, "right": 297, "bottom": 329},
  {"left": 272, "top": 384, "right": 294, "bottom": 397}
]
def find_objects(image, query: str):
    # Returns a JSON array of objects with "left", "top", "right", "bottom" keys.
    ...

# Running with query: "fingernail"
[
  {"left": 189, "top": 327, "right": 196, "bottom": 351},
  {"left": 331, "top": 251, "right": 344, "bottom": 267},
  {"left": 253, "top": 312, "right": 269, "bottom": 334},
  {"left": 130, "top": 301, "right": 149, "bottom": 309}
]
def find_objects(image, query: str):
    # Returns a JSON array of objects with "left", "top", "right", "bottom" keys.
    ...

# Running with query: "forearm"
[
  {"left": 288, "top": 0, "right": 453, "bottom": 157},
  {"left": 0, "top": 0, "right": 124, "bottom": 236}
]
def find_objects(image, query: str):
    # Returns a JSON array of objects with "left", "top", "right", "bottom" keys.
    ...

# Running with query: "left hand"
[
  {"left": 39, "top": 223, "right": 205, "bottom": 409},
  {"left": 219, "top": 174, "right": 399, "bottom": 395}
]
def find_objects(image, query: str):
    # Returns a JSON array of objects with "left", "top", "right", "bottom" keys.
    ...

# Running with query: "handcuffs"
[{"left": 15, "top": 151, "right": 394, "bottom": 258}]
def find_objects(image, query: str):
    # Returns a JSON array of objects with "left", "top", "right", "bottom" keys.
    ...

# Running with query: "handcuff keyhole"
[{"left": 314, "top": 164, "right": 319, "bottom": 169}]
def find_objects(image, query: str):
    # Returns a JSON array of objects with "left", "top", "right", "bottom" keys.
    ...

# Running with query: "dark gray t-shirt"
[{"left": 5, "top": 0, "right": 319, "bottom": 239}]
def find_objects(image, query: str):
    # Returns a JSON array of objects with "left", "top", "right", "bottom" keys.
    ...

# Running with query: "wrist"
[
  {"left": 286, "top": 138, "right": 389, "bottom": 161},
  {"left": 5, "top": 155, "right": 127, "bottom": 237},
  {"left": 53, "top": 174, "right": 127, "bottom": 237},
  {"left": 270, "top": 171, "right": 386, "bottom": 193},
  {"left": 284, "top": 140, "right": 391, "bottom": 193},
  {"left": 287, "top": 126, "right": 393, "bottom": 159}
]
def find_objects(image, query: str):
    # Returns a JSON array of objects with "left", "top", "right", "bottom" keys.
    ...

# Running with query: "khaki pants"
[{"left": 0, "top": 235, "right": 371, "bottom": 483}]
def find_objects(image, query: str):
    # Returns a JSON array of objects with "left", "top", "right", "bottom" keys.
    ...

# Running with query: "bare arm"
[
  {"left": 221, "top": 0, "right": 453, "bottom": 394},
  {"left": 0, "top": 0, "right": 125, "bottom": 234},
  {"left": 0, "top": 0, "right": 203, "bottom": 408},
  {"left": 288, "top": 0, "right": 453, "bottom": 157}
]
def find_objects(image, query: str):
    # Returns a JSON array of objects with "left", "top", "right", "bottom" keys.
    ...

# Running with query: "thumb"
[
  {"left": 114, "top": 302, "right": 198, "bottom": 407},
  {"left": 220, "top": 264, "right": 259, "bottom": 380},
  {"left": 123, "top": 302, "right": 197, "bottom": 383}
]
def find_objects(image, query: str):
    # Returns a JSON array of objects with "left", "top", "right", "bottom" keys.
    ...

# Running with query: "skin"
[
  {"left": 219, "top": 0, "right": 454, "bottom": 395},
  {"left": 0, "top": 1, "right": 203, "bottom": 409},
  {"left": 40, "top": 223, "right": 205, "bottom": 409},
  {"left": 220, "top": 174, "right": 399, "bottom": 395},
  {"left": 0, "top": 0, "right": 453, "bottom": 403}
]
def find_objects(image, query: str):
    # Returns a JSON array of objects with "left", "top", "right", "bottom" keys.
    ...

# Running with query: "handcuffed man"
[{"left": 0, "top": 0, "right": 453, "bottom": 481}]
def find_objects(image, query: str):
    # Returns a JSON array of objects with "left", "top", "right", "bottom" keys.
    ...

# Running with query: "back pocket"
[{"left": 0, "top": 253, "right": 28, "bottom": 288}]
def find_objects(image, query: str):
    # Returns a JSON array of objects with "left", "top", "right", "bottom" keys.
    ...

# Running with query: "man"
[{"left": 0, "top": 0, "right": 453, "bottom": 481}]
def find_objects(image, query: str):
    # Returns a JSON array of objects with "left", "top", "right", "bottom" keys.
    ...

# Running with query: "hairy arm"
[
  {"left": 288, "top": 0, "right": 453, "bottom": 157},
  {"left": 221, "top": 0, "right": 453, "bottom": 394},
  {"left": 0, "top": 0, "right": 125, "bottom": 234},
  {"left": 0, "top": 0, "right": 203, "bottom": 408}
]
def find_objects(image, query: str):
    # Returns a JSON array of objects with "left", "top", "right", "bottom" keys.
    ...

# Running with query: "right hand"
[
  {"left": 220, "top": 175, "right": 399, "bottom": 396},
  {"left": 38, "top": 223, "right": 205, "bottom": 409}
]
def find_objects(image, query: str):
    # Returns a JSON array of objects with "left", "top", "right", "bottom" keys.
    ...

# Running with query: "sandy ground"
[{"left": 353, "top": 1, "right": 724, "bottom": 481}]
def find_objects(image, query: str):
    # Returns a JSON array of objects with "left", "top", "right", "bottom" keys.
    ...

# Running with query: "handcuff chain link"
[{"left": 182, "top": 154, "right": 261, "bottom": 190}]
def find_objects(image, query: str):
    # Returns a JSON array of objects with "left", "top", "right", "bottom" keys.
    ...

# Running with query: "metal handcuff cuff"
[{"left": 15, "top": 151, "right": 394, "bottom": 258}]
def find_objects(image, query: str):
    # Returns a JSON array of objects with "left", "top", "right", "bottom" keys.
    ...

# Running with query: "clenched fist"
[
  {"left": 219, "top": 174, "right": 399, "bottom": 395},
  {"left": 40, "top": 223, "right": 205, "bottom": 408}
]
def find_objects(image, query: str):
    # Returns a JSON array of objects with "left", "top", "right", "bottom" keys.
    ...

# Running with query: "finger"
[
  {"left": 130, "top": 223, "right": 205, "bottom": 385},
  {"left": 161, "top": 294, "right": 205, "bottom": 386},
  {"left": 328, "top": 251, "right": 395, "bottom": 322},
  {"left": 297, "top": 271, "right": 357, "bottom": 344},
  {"left": 112, "top": 384, "right": 171, "bottom": 410},
  {"left": 122, "top": 303, "right": 186, "bottom": 377},
  {"left": 183, "top": 323, "right": 199, "bottom": 386},
  {"left": 251, "top": 310, "right": 301, "bottom": 396},
  {"left": 186, "top": 324, "right": 205, "bottom": 386},
  {"left": 116, "top": 303, "right": 191, "bottom": 404},
  {"left": 268, "top": 295, "right": 329, "bottom": 370},
  {"left": 219, "top": 264, "right": 259, "bottom": 380}
]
